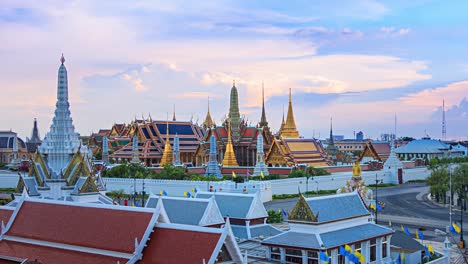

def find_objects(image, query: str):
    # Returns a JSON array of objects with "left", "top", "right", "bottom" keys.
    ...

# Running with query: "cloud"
[
  {"left": 287, "top": 81, "right": 468, "bottom": 140},
  {"left": 379, "top": 27, "right": 411, "bottom": 37}
]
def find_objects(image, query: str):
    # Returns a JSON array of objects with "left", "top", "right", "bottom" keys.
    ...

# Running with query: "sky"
[{"left": 1, "top": 0, "right": 467, "bottom": 141}]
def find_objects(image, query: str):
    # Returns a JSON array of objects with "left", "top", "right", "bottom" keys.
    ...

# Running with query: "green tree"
[
  {"left": 427, "top": 167, "right": 449, "bottom": 203},
  {"left": 452, "top": 164, "right": 468, "bottom": 199},
  {"left": 267, "top": 210, "right": 283, "bottom": 223}
]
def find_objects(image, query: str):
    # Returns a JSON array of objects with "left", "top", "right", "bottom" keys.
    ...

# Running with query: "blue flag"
[
  {"left": 396, "top": 253, "right": 402, "bottom": 264},
  {"left": 281, "top": 209, "right": 288, "bottom": 217},
  {"left": 162, "top": 190, "right": 168, "bottom": 196},
  {"left": 134, "top": 201, "right": 139, "bottom": 207},
  {"left": 418, "top": 230, "right": 424, "bottom": 240},
  {"left": 376, "top": 203, "right": 383, "bottom": 211},
  {"left": 425, "top": 246, "right": 430, "bottom": 257},
  {"left": 450, "top": 225, "right": 457, "bottom": 235},
  {"left": 404, "top": 226, "right": 411, "bottom": 236},
  {"left": 339, "top": 246, "right": 346, "bottom": 256},
  {"left": 319, "top": 251, "right": 329, "bottom": 261}
]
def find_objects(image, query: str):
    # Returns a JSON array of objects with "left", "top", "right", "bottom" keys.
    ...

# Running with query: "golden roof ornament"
[
  {"left": 160, "top": 116, "right": 173, "bottom": 166},
  {"left": 280, "top": 88, "right": 299, "bottom": 138},
  {"left": 221, "top": 119, "right": 239, "bottom": 167}
]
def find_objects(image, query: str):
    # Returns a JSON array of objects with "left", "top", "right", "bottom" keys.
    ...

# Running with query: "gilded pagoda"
[{"left": 194, "top": 82, "right": 273, "bottom": 167}]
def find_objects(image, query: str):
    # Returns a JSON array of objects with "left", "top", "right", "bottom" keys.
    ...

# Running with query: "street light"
[
  {"left": 375, "top": 174, "right": 383, "bottom": 224},
  {"left": 306, "top": 176, "right": 313, "bottom": 197},
  {"left": 460, "top": 184, "right": 468, "bottom": 248}
]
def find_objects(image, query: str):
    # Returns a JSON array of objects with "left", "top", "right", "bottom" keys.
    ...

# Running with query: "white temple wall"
[{"left": 0, "top": 167, "right": 429, "bottom": 201}]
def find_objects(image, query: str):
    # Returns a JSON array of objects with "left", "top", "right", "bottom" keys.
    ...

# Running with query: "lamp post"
[
  {"left": 460, "top": 184, "right": 468, "bottom": 248},
  {"left": 141, "top": 178, "right": 146, "bottom": 207},
  {"left": 375, "top": 174, "right": 383, "bottom": 224},
  {"left": 306, "top": 176, "right": 313, "bottom": 197}
]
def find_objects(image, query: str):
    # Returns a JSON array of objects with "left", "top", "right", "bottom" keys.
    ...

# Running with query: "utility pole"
[
  {"left": 375, "top": 174, "right": 383, "bottom": 224},
  {"left": 141, "top": 178, "right": 146, "bottom": 207}
]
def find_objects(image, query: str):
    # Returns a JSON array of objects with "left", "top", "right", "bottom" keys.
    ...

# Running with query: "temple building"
[
  {"left": 0, "top": 192, "right": 244, "bottom": 263},
  {"left": 265, "top": 89, "right": 331, "bottom": 167},
  {"left": 86, "top": 117, "right": 205, "bottom": 166},
  {"left": 262, "top": 192, "right": 393, "bottom": 263},
  {"left": 0, "top": 131, "right": 28, "bottom": 165},
  {"left": 194, "top": 83, "right": 273, "bottom": 167},
  {"left": 196, "top": 191, "right": 282, "bottom": 240},
  {"left": 13, "top": 55, "right": 106, "bottom": 203},
  {"left": 25, "top": 118, "right": 42, "bottom": 153}
]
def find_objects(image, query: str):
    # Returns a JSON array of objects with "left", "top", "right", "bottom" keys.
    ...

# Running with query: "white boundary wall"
[{"left": 0, "top": 167, "right": 430, "bottom": 201}]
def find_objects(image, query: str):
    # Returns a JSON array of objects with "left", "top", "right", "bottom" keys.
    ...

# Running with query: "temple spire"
[
  {"left": 172, "top": 104, "right": 176, "bottom": 121},
  {"left": 39, "top": 54, "right": 81, "bottom": 177},
  {"left": 222, "top": 120, "right": 239, "bottom": 167},
  {"left": 281, "top": 88, "right": 299, "bottom": 138},
  {"left": 229, "top": 82, "right": 241, "bottom": 138},
  {"left": 259, "top": 82, "right": 268, "bottom": 128},
  {"left": 202, "top": 97, "right": 215, "bottom": 129},
  {"left": 160, "top": 115, "right": 173, "bottom": 166},
  {"left": 329, "top": 117, "right": 334, "bottom": 146}
]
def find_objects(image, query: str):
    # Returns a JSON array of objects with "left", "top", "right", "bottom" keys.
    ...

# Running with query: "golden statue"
[{"left": 352, "top": 161, "right": 361, "bottom": 177}]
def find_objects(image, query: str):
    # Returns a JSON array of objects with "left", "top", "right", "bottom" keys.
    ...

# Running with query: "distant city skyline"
[{"left": 1, "top": 1, "right": 467, "bottom": 140}]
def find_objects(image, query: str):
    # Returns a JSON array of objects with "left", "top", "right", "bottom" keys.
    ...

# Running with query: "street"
[{"left": 265, "top": 183, "right": 468, "bottom": 243}]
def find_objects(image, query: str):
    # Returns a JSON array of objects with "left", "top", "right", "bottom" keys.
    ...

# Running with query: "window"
[
  {"left": 285, "top": 248, "right": 302, "bottom": 263},
  {"left": 307, "top": 251, "right": 318, "bottom": 264},
  {"left": 270, "top": 247, "right": 280, "bottom": 260},
  {"left": 382, "top": 237, "right": 387, "bottom": 258},
  {"left": 370, "top": 238, "right": 376, "bottom": 261}
]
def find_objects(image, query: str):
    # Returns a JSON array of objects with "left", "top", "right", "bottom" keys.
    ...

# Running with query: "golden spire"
[
  {"left": 202, "top": 96, "right": 215, "bottom": 129},
  {"left": 160, "top": 114, "right": 173, "bottom": 166},
  {"left": 281, "top": 88, "right": 299, "bottom": 138},
  {"left": 222, "top": 119, "right": 239, "bottom": 167}
]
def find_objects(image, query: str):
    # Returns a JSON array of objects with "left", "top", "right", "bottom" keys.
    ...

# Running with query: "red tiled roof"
[
  {"left": 139, "top": 227, "right": 221, "bottom": 264},
  {"left": 7, "top": 201, "right": 153, "bottom": 254},
  {"left": 0, "top": 240, "right": 126, "bottom": 264},
  {"left": 0, "top": 208, "right": 13, "bottom": 224},
  {"left": 373, "top": 143, "right": 391, "bottom": 154},
  {"left": 243, "top": 127, "right": 256, "bottom": 137}
]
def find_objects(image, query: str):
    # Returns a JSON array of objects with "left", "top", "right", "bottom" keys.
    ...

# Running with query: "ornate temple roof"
[
  {"left": 104, "top": 119, "right": 204, "bottom": 161},
  {"left": 265, "top": 137, "right": 332, "bottom": 167},
  {"left": 280, "top": 88, "right": 299, "bottom": 138},
  {"left": 202, "top": 98, "right": 216, "bottom": 129}
]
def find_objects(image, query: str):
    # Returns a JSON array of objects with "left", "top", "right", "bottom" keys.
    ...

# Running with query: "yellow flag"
[
  {"left": 370, "top": 203, "right": 376, "bottom": 210},
  {"left": 261, "top": 171, "right": 265, "bottom": 178},
  {"left": 359, "top": 255, "right": 365, "bottom": 263},
  {"left": 401, "top": 224, "right": 404, "bottom": 232},
  {"left": 232, "top": 171, "right": 237, "bottom": 178},
  {"left": 183, "top": 191, "right": 188, "bottom": 197},
  {"left": 344, "top": 244, "right": 352, "bottom": 252},
  {"left": 354, "top": 251, "right": 362, "bottom": 258},
  {"left": 191, "top": 188, "right": 195, "bottom": 193},
  {"left": 159, "top": 190, "right": 163, "bottom": 195},
  {"left": 415, "top": 231, "right": 419, "bottom": 239},
  {"left": 453, "top": 223, "right": 461, "bottom": 234},
  {"left": 401, "top": 251, "right": 405, "bottom": 261},
  {"left": 427, "top": 244, "right": 434, "bottom": 254}
]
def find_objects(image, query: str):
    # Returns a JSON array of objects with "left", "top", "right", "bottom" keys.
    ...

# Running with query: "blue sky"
[{"left": 0, "top": 0, "right": 467, "bottom": 140}]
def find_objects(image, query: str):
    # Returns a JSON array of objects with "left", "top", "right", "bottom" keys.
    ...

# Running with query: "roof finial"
[
  {"left": 60, "top": 53, "right": 65, "bottom": 65},
  {"left": 172, "top": 104, "right": 176, "bottom": 121},
  {"left": 233, "top": 80, "right": 235, "bottom": 87}
]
